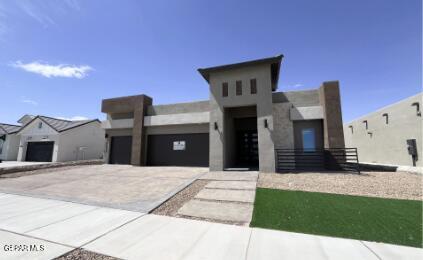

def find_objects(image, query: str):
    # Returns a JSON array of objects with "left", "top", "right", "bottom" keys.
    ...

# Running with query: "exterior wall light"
[
  {"left": 411, "top": 102, "right": 421, "bottom": 116},
  {"left": 382, "top": 113, "right": 388, "bottom": 124},
  {"left": 214, "top": 122, "right": 218, "bottom": 130},
  {"left": 264, "top": 119, "right": 268, "bottom": 128},
  {"left": 362, "top": 120, "right": 368, "bottom": 130}
]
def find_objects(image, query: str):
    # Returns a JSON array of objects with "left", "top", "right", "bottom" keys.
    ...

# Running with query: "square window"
[
  {"left": 236, "top": 80, "right": 242, "bottom": 96},
  {"left": 222, "top": 82, "right": 228, "bottom": 97},
  {"left": 250, "top": 79, "right": 257, "bottom": 94}
]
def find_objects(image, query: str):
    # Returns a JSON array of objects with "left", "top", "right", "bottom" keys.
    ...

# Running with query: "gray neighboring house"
[
  {"left": 15, "top": 115, "right": 105, "bottom": 162},
  {"left": 344, "top": 93, "right": 422, "bottom": 168},
  {"left": 0, "top": 123, "right": 21, "bottom": 161},
  {"left": 101, "top": 55, "right": 345, "bottom": 173}
]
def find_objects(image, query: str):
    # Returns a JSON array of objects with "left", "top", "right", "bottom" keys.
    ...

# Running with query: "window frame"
[
  {"left": 236, "top": 80, "right": 242, "bottom": 96},
  {"left": 250, "top": 79, "right": 257, "bottom": 94},
  {"left": 301, "top": 128, "right": 316, "bottom": 151},
  {"left": 222, "top": 82, "right": 228, "bottom": 97}
]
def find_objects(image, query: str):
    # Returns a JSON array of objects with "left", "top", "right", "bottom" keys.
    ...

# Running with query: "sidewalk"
[{"left": 0, "top": 193, "right": 421, "bottom": 260}]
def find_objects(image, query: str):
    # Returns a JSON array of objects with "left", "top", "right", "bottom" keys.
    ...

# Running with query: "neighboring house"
[
  {"left": 344, "top": 93, "right": 422, "bottom": 167},
  {"left": 16, "top": 115, "right": 105, "bottom": 162},
  {"left": 101, "top": 55, "right": 345, "bottom": 172},
  {"left": 0, "top": 123, "right": 21, "bottom": 161}
]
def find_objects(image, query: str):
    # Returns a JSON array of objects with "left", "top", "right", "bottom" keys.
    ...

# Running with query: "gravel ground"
[
  {"left": 258, "top": 171, "right": 422, "bottom": 200},
  {"left": 54, "top": 249, "right": 118, "bottom": 260},
  {"left": 151, "top": 180, "right": 209, "bottom": 216}
]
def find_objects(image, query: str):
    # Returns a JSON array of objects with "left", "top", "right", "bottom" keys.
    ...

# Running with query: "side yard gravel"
[
  {"left": 55, "top": 249, "right": 118, "bottom": 260},
  {"left": 258, "top": 171, "right": 422, "bottom": 200}
]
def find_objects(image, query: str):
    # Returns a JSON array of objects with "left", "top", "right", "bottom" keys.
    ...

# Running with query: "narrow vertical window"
[
  {"left": 222, "top": 82, "right": 228, "bottom": 97},
  {"left": 38, "top": 122, "right": 43, "bottom": 129},
  {"left": 302, "top": 128, "right": 316, "bottom": 151},
  {"left": 250, "top": 79, "right": 257, "bottom": 94},
  {"left": 236, "top": 80, "right": 242, "bottom": 96}
]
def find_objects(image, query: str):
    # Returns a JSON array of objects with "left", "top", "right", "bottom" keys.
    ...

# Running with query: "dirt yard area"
[{"left": 258, "top": 171, "right": 422, "bottom": 200}]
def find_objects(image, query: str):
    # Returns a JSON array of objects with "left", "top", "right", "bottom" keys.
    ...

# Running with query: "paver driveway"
[{"left": 0, "top": 164, "right": 207, "bottom": 212}]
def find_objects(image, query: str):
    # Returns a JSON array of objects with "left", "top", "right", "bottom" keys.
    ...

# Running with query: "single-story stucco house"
[
  {"left": 0, "top": 123, "right": 21, "bottom": 161},
  {"left": 14, "top": 115, "right": 105, "bottom": 162},
  {"left": 344, "top": 93, "right": 422, "bottom": 168},
  {"left": 101, "top": 55, "right": 346, "bottom": 173}
]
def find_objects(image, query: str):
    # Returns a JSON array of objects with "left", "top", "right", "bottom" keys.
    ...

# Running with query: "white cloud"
[
  {"left": 21, "top": 98, "right": 38, "bottom": 106},
  {"left": 287, "top": 83, "right": 304, "bottom": 88},
  {"left": 11, "top": 61, "right": 93, "bottom": 79},
  {"left": 57, "top": 116, "right": 89, "bottom": 121}
]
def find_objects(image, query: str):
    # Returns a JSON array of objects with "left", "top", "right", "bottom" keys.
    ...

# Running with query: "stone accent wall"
[
  {"left": 318, "top": 81, "right": 345, "bottom": 148},
  {"left": 272, "top": 103, "right": 294, "bottom": 149}
]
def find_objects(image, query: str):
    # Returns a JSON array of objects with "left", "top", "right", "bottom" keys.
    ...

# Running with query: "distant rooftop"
[
  {"left": 17, "top": 115, "right": 99, "bottom": 133},
  {"left": 0, "top": 123, "right": 21, "bottom": 135}
]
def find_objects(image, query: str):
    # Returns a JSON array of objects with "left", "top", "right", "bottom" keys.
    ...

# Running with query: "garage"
[
  {"left": 25, "top": 141, "right": 54, "bottom": 162},
  {"left": 109, "top": 136, "right": 132, "bottom": 164},
  {"left": 147, "top": 133, "right": 209, "bottom": 167}
]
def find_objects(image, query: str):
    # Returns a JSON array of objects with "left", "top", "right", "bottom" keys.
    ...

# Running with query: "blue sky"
[{"left": 0, "top": 0, "right": 421, "bottom": 124}]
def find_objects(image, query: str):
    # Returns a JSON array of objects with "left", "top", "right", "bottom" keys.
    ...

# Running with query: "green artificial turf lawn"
[{"left": 250, "top": 188, "right": 422, "bottom": 248}]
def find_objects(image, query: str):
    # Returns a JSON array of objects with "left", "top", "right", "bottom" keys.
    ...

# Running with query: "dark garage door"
[
  {"left": 25, "top": 142, "right": 54, "bottom": 162},
  {"left": 109, "top": 136, "right": 132, "bottom": 164},
  {"left": 147, "top": 133, "right": 209, "bottom": 167}
]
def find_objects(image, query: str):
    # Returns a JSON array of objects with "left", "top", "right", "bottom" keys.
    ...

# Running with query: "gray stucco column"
[{"left": 209, "top": 98, "right": 225, "bottom": 171}]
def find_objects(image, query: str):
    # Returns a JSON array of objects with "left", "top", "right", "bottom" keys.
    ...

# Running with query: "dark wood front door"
[{"left": 236, "top": 130, "right": 259, "bottom": 167}]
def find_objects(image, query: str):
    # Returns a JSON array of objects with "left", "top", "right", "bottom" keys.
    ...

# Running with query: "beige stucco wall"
[
  {"left": 344, "top": 93, "right": 422, "bottom": 167},
  {"left": 0, "top": 134, "right": 20, "bottom": 161},
  {"left": 57, "top": 122, "right": 105, "bottom": 162}
]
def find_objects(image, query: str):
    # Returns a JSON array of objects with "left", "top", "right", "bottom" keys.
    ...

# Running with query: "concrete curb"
[
  {"left": 359, "top": 162, "right": 423, "bottom": 175},
  {"left": 0, "top": 159, "right": 104, "bottom": 175}
]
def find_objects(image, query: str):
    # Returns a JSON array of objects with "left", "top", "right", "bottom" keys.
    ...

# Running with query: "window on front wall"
[
  {"left": 302, "top": 128, "right": 316, "bottom": 151},
  {"left": 250, "top": 79, "right": 257, "bottom": 94},
  {"left": 222, "top": 82, "right": 228, "bottom": 97},
  {"left": 0, "top": 136, "right": 4, "bottom": 154},
  {"left": 236, "top": 80, "right": 242, "bottom": 96},
  {"left": 38, "top": 122, "right": 42, "bottom": 129}
]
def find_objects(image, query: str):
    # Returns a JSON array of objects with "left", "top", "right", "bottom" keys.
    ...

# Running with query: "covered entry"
[
  {"left": 25, "top": 141, "right": 54, "bottom": 162},
  {"left": 109, "top": 136, "right": 132, "bottom": 164},
  {"left": 147, "top": 133, "right": 209, "bottom": 167},
  {"left": 224, "top": 106, "right": 259, "bottom": 169}
]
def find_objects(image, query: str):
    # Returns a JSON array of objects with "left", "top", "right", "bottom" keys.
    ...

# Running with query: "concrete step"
[
  {"left": 205, "top": 181, "right": 257, "bottom": 190},
  {"left": 178, "top": 200, "right": 253, "bottom": 223},
  {"left": 195, "top": 188, "right": 255, "bottom": 203}
]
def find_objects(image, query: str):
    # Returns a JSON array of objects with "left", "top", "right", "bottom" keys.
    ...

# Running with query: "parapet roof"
[{"left": 198, "top": 55, "right": 284, "bottom": 91}]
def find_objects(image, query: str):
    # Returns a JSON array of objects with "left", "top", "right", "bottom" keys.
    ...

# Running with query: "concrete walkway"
[
  {"left": 178, "top": 171, "right": 258, "bottom": 224},
  {"left": 0, "top": 193, "right": 421, "bottom": 260}
]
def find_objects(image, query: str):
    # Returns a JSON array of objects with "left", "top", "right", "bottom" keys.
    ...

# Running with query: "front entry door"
[{"left": 236, "top": 130, "right": 259, "bottom": 167}]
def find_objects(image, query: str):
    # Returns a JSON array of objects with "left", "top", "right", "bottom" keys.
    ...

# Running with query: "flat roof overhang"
[
  {"left": 101, "top": 94, "right": 152, "bottom": 113},
  {"left": 197, "top": 54, "right": 284, "bottom": 91}
]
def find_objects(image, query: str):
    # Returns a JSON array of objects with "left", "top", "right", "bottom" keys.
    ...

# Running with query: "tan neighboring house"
[
  {"left": 0, "top": 123, "right": 21, "bottom": 161},
  {"left": 344, "top": 93, "right": 422, "bottom": 168},
  {"left": 15, "top": 115, "right": 105, "bottom": 162}
]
